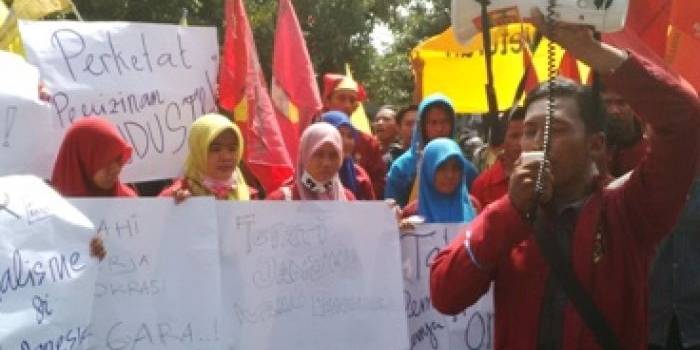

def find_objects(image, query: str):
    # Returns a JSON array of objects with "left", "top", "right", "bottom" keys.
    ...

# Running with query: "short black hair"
[
  {"left": 374, "top": 105, "right": 397, "bottom": 121},
  {"left": 523, "top": 78, "right": 606, "bottom": 134},
  {"left": 396, "top": 104, "right": 418, "bottom": 125}
]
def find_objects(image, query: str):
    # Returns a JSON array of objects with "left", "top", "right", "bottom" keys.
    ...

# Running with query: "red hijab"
[{"left": 51, "top": 117, "right": 136, "bottom": 197}]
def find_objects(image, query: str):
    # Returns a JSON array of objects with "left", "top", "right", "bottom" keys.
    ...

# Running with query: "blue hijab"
[
  {"left": 418, "top": 138, "right": 476, "bottom": 223},
  {"left": 320, "top": 111, "right": 359, "bottom": 196},
  {"left": 385, "top": 94, "right": 458, "bottom": 206}
]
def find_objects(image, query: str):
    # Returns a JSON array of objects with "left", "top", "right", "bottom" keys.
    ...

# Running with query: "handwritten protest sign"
[
  {"left": 401, "top": 224, "right": 494, "bottom": 350},
  {"left": 0, "top": 175, "right": 98, "bottom": 349},
  {"left": 0, "top": 52, "right": 60, "bottom": 178},
  {"left": 20, "top": 21, "right": 220, "bottom": 182},
  {"left": 69, "top": 198, "right": 223, "bottom": 350},
  {"left": 217, "top": 201, "right": 409, "bottom": 350}
]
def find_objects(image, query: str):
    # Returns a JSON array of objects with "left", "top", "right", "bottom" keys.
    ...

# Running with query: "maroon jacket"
[
  {"left": 354, "top": 132, "right": 386, "bottom": 199},
  {"left": 430, "top": 52, "right": 700, "bottom": 349}
]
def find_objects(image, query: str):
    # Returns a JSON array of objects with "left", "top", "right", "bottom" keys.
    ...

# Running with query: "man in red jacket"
[
  {"left": 430, "top": 13, "right": 700, "bottom": 350},
  {"left": 322, "top": 73, "right": 386, "bottom": 198}
]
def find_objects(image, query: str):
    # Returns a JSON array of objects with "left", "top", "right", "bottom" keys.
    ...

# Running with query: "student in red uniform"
[
  {"left": 267, "top": 122, "right": 355, "bottom": 201},
  {"left": 51, "top": 117, "right": 137, "bottom": 198},
  {"left": 160, "top": 114, "right": 251, "bottom": 201},
  {"left": 602, "top": 88, "right": 649, "bottom": 177},
  {"left": 430, "top": 11, "right": 700, "bottom": 350},
  {"left": 470, "top": 107, "right": 525, "bottom": 208},
  {"left": 322, "top": 73, "right": 385, "bottom": 198},
  {"left": 321, "top": 111, "right": 375, "bottom": 200}
]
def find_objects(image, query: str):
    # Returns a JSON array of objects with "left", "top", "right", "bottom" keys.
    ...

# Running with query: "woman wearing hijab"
[
  {"left": 402, "top": 138, "right": 477, "bottom": 224},
  {"left": 320, "top": 111, "right": 375, "bottom": 200},
  {"left": 51, "top": 117, "right": 137, "bottom": 197},
  {"left": 160, "top": 113, "right": 250, "bottom": 201},
  {"left": 267, "top": 123, "right": 355, "bottom": 201},
  {"left": 385, "top": 94, "right": 478, "bottom": 207}
]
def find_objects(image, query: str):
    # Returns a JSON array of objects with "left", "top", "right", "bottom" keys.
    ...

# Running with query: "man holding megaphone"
[{"left": 431, "top": 6, "right": 700, "bottom": 350}]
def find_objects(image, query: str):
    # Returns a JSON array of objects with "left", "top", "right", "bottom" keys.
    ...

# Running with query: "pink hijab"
[{"left": 296, "top": 123, "right": 347, "bottom": 200}]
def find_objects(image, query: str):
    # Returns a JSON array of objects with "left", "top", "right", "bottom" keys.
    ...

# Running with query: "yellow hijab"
[{"left": 184, "top": 113, "right": 250, "bottom": 200}]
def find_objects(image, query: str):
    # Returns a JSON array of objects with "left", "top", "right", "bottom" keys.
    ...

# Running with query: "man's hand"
[
  {"left": 530, "top": 8, "right": 628, "bottom": 74},
  {"left": 508, "top": 158, "right": 553, "bottom": 218}
]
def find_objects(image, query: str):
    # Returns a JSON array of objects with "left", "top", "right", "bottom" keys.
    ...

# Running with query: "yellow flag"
[
  {"left": 344, "top": 64, "right": 371, "bottom": 134},
  {"left": 0, "top": 3, "right": 24, "bottom": 55},
  {"left": 12, "top": 0, "right": 72, "bottom": 19}
]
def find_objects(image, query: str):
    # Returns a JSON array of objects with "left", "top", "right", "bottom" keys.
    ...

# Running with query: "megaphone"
[{"left": 451, "top": 0, "right": 629, "bottom": 44}]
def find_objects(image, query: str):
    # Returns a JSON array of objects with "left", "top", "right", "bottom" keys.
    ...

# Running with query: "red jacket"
[
  {"left": 608, "top": 137, "right": 649, "bottom": 177},
  {"left": 430, "top": 52, "right": 700, "bottom": 349},
  {"left": 354, "top": 132, "right": 386, "bottom": 199},
  {"left": 470, "top": 159, "right": 509, "bottom": 209}
]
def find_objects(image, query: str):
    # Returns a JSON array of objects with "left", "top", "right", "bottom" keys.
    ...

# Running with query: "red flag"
[
  {"left": 558, "top": 51, "right": 581, "bottom": 84},
  {"left": 625, "top": 0, "right": 673, "bottom": 58},
  {"left": 522, "top": 43, "right": 539, "bottom": 93},
  {"left": 219, "top": 0, "right": 294, "bottom": 193},
  {"left": 666, "top": 0, "right": 700, "bottom": 93},
  {"left": 271, "top": 0, "right": 323, "bottom": 163}
]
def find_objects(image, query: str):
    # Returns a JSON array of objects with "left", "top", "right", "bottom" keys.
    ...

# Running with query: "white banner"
[
  {"left": 218, "top": 201, "right": 409, "bottom": 350},
  {"left": 401, "top": 224, "right": 494, "bottom": 350},
  {"left": 0, "top": 52, "right": 59, "bottom": 178},
  {"left": 0, "top": 175, "right": 98, "bottom": 349},
  {"left": 20, "top": 21, "right": 220, "bottom": 182},
  {"left": 69, "top": 198, "right": 223, "bottom": 350}
]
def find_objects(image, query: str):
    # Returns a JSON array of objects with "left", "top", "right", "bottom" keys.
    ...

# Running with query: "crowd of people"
[{"left": 27, "top": 12, "right": 700, "bottom": 350}]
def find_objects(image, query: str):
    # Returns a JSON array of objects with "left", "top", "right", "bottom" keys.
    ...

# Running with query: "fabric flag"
[
  {"left": 521, "top": 41, "right": 539, "bottom": 94},
  {"left": 271, "top": 0, "right": 323, "bottom": 164},
  {"left": 0, "top": 5, "right": 24, "bottom": 55},
  {"left": 219, "top": 0, "right": 294, "bottom": 193},
  {"left": 345, "top": 64, "right": 371, "bottom": 134},
  {"left": 11, "top": 0, "right": 72, "bottom": 19},
  {"left": 666, "top": 0, "right": 700, "bottom": 93},
  {"left": 558, "top": 51, "right": 581, "bottom": 84},
  {"left": 625, "top": 0, "right": 673, "bottom": 58}
]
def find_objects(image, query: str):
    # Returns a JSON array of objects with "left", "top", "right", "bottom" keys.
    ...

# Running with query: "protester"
[
  {"left": 321, "top": 111, "right": 375, "bottom": 200},
  {"left": 160, "top": 114, "right": 251, "bottom": 201},
  {"left": 401, "top": 138, "right": 477, "bottom": 224},
  {"left": 372, "top": 105, "right": 400, "bottom": 156},
  {"left": 385, "top": 94, "right": 478, "bottom": 207},
  {"left": 386, "top": 104, "right": 418, "bottom": 169},
  {"left": 51, "top": 117, "right": 137, "bottom": 198},
  {"left": 649, "top": 165, "right": 700, "bottom": 350},
  {"left": 267, "top": 122, "right": 355, "bottom": 201},
  {"left": 323, "top": 72, "right": 385, "bottom": 198},
  {"left": 430, "top": 10, "right": 700, "bottom": 350},
  {"left": 470, "top": 107, "right": 524, "bottom": 208},
  {"left": 602, "top": 88, "right": 649, "bottom": 177}
]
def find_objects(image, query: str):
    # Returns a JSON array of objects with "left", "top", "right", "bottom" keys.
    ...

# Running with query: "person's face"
[
  {"left": 433, "top": 158, "right": 463, "bottom": 195},
  {"left": 602, "top": 91, "right": 638, "bottom": 142},
  {"left": 206, "top": 130, "right": 239, "bottom": 181},
  {"left": 305, "top": 142, "right": 341, "bottom": 183},
  {"left": 92, "top": 158, "right": 123, "bottom": 190},
  {"left": 326, "top": 90, "right": 359, "bottom": 116},
  {"left": 372, "top": 111, "right": 398, "bottom": 143},
  {"left": 423, "top": 106, "right": 453, "bottom": 142},
  {"left": 400, "top": 110, "right": 418, "bottom": 146},
  {"left": 338, "top": 126, "right": 355, "bottom": 158},
  {"left": 522, "top": 96, "right": 604, "bottom": 192},
  {"left": 502, "top": 120, "right": 524, "bottom": 166}
]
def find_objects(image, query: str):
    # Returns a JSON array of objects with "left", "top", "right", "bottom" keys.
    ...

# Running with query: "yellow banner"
[{"left": 413, "top": 24, "right": 588, "bottom": 114}]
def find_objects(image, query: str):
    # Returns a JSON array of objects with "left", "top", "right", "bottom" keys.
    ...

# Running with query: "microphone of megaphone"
[{"left": 451, "top": 0, "right": 629, "bottom": 44}]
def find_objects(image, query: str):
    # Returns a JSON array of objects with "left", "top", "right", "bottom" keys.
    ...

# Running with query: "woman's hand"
[{"left": 90, "top": 236, "right": 106, "bottom": 261}]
